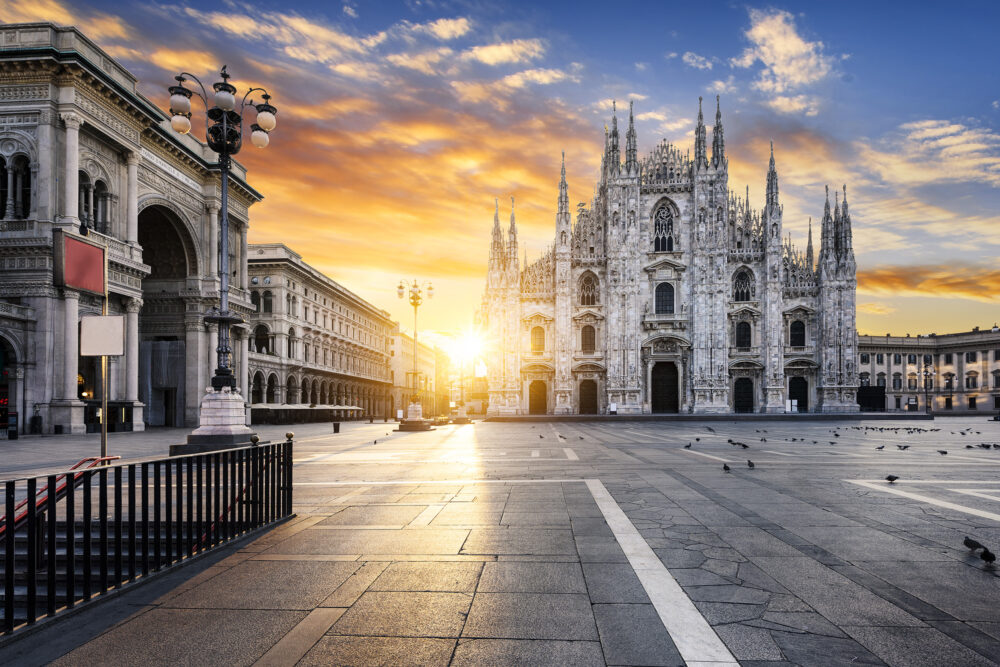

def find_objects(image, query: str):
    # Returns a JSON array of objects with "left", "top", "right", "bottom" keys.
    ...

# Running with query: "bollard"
[{"left": 333, "top": 422, "right": 340, "bottom": 434}]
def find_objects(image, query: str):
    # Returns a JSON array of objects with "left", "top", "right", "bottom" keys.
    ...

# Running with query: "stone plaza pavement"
[{"left": 2, "top": 417, "right": 1000, "bottom": 666}]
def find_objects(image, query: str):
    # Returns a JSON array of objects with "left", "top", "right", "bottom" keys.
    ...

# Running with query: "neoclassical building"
[
  {"left": 246, "top": 243, "right": 393, "bottom": 418},
  {"left": 482, "top": 98, "right": 859, "bottom": 415},
  {"left": 0, "top": 23, "right": 258, "bottom": 434}
]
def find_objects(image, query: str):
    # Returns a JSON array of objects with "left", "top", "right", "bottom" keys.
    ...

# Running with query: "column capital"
[
  {"left": 206, "top": 201, "right": 220, "bottom": 214},
  {"left": 62, "top": 287, "right": 80, "bottom": 300},
  {"left": 125, "top": 297, "right": 144, "bottom": 313},
  {"left": 126, "top": 151, "right": 140, "bottom": 167},
  {"left": 61, "top": 112, "right": 83, "bottom": 130}
]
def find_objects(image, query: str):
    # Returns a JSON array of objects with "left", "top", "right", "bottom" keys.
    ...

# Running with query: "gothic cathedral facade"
[{"left": 481, "top": 98, "right": 859, "bottom": 415}]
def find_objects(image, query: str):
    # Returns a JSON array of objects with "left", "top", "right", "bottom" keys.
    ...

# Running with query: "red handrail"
[{"left": 0, "top": 456, "right": 121, "bottom": 536}]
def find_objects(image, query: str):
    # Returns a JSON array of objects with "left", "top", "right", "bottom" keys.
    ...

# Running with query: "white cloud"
[
  {"left": 342, "top": 4, "right": 357, "bottom": 18},
  {"left": 731, "top": 8, "right": 836, "bottom": 94},
  {"left": 502, "top": 67, "right": 576, "bottom": 89},
  {"left": 634, "top": 62, "right": 648, "bottom": 71},
  {"left": 462, "top": 38, "right": 545, "bottom": 65},
  {"left": 386, "top": 47, "right": 453, "bottom": 75},
  {"left": 709, "top": 75, "right": 736, "bottom": 94},
  {"left": 414, "top": 17, "right": 472, "bottom": 40},
  {"left": 682, "top": 51, "right": 712, "bottom": 70},
  {"left": 767, "top": 94, "right": 820, "bottom": 116},
  {"left": 992, "top": 100, "right": 999, "bottom": 110},
  {"left": 664, "top": 52, "right": 678, "bottom": 60}
]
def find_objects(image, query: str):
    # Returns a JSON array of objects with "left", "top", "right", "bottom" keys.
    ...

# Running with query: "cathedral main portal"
[
  {"left": 528, "top": 381, "right": 547, "bottom": 414},
  {"left": 651, "top": 362, "right": 679, "bottom": 413}
]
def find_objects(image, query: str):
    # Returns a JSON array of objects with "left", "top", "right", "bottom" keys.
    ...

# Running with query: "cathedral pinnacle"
[
  {"left": 806, "top": 217, "right": 814, "bottom": 270},
  {"left": 765, "top": 141, "right": 779, "bottom": 212},
  {"left": 609, "top": 100, "right": 620, "bottom": 175},
  {"left": 625, "top": 100, "right": 638, "bottom": 175},
  {"left": 695, "top": 96, "right": 707, "bottom": 169},
  {"left": 712, "top": 95, "right": 725, "bottom": 167}
]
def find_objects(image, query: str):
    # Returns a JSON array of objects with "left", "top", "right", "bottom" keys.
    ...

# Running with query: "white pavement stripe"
[
  {"left": 679, "top": 449, "right": 730, "bottom": 463},
  {"left": 626, "top": 429, "right": 670, "bottom": 442},
  {"left": 563, "top": 448, "right": 579, "bottom": 461},
  {"left": 846, "top": 480, "right": 1000, "bottom": 523},
  {"left": 330, "top": 486, "right": 371, "bottom": 504},
  {"left": 408, "top": 504, "right": 445, "bottom": 526},
  {"left": 531, "top": 450, "right": 540, "bottom": 458},
  {"left": 586, "top": 479, "right": 738, "bottom": 666},
  {"left": 762, "top": 450, "right": 797, "bottom": 457},
  {"left": 950, "top": 489, "right": 1000, "bottom": 502},
  {"left": 849, "top": 480, "right": 1000, "bottom": 484}
]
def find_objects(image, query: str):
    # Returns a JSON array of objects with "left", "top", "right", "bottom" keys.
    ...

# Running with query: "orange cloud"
[{"left": 858, "top": 265, "right": 1000, "bottom": 302}]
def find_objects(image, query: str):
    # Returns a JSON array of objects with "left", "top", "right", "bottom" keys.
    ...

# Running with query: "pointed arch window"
[
  {"left": 733, "top": 270, "right": 754, "bottom": 302},
  {"left": 581, "top": 325, "right": 596, "bottom": 353},
  {"left": 654, "top": 283, "right": 674, "bottom": 315},
  {"left": 653, "top": 206, "right": 674, "bottom": 252},
  {"left": 580, "top": 273, "right": 598, "bottom": 306}
]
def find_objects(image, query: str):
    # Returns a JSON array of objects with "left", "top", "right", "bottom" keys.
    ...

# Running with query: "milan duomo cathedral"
[{"left": 480, "top": 97, "right": 859, "bottom": 415}]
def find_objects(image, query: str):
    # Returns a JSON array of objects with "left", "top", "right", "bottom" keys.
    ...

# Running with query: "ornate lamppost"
[
  {"left": 167, "top": 67, "right": 277, "bottom": 451},
  {"left": 922, "top": 359, "right": 936, "bottom": 415},
  {"left": 397, "top": 279, "right": 433, "bottom": 430}
]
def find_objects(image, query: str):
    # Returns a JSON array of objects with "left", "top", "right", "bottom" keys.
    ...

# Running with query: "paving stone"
[
  {"left": 844, "top": 625, "right": 998, "bottom": 667},
  {"left": 693, "top": 601, "right": 766, "bottom": 624},
  {"left": 462, "top": 593, "right": 598, "bottom": 640},
  {"left": 667, "top": 568, "right": 734, "bottom": 586},
  {"left": 654, "top": 547, "right": 707, "bottom": 568},
  {"left": 702, "top": 558, "right": 740, "bottom": 577},
  {"left": 500, "top": 511, "right": 571, "bottom": 526},
  {"left": 790, "top": 526, "right": 953, "bottom": 562},
  {"left": 714, "top": 527, "right": 806, "bottom": 557},
  {"left": 762, "top": 611, "right": 848, "bottom": 637},
  {"left": 592, "top": 604, "right": 683, "bottom": 666},
  {"left": 684, "top": 584, "right": 771, "bottom": 604},
  {"left": 570, "top": 517, "right": 614, "bottom": 536},
  {"left": 770, "top": 630, "right": 886, "bottom": 665},
  {"left": 575, "top": 535, "right": 628, "bottom": 563},
  {"left": 478, "top": 562, "right": 587, "bottom": 594},
  {"left": 715, "top": 622, "right": 784, "bottom": 661},
  {"left": 299, "top": 636, "right": 456, "bottom": 667},
  {"left": 330, "top": 592, "right": 472, "bottom": 638},
  {"left": 581, "top": 563, "right": 650, "bottom": 603},
  {"left": 851, "top": 561, "right": 1000, "bottom": 621},
  {"left": 369, "top": 561, "right": 483, "bottom": 593},
  {"left": 163, "top": 560, "right": 359, "bottom": 610},
  {"left": 50, "top": 608, "right": 306, "bottom": 667},
  {"left": 318, "top": 505, "right": 427, "bottom": 526},
  {"left": 462, "top": 528, "right": 577, "bottom": 555},
  {"left": 736, "top": 561, "right": 792, "bottom": 594},
  {"left": 451, "top": 639, "right": 605, "bottom": 666},
  {"left": 266, "top": 528, "right": 470, "bottom": 555}
]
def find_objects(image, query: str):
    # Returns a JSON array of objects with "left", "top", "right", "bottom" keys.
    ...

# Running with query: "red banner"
[{"left": 54, "top": 231, "right": 105, "bottom": 295}]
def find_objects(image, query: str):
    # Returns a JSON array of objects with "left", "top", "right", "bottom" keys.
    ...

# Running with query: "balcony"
[
  {"left": 729, "top": 346, "right": 761, "bottom": 358},
  {"left": 0, "top": 300, "right": 35, "bottom": 322},
  {"left": 784, "top": 345, "right": 815, "bottom": 356},
  {"left": 642, "top": 312, "right": 686, "bottom": 331}
]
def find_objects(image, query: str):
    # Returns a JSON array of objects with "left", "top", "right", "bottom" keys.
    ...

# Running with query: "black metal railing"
[{"left": 1, "top": 438, "right": 293, "bottom": 635}]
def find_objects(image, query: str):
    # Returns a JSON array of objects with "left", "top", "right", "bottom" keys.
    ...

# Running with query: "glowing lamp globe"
[
  {"left": 250, "top": 128, "right": 269, "bottom": 148},
  {"left": 169, "top": 93, "right": 191, "bottom": 115},
  {"left": 171, "top": 114, "right": 191, "bottom": 134},
  {"left": 256, "top": 110, "right": 276, "bottom": 131},
  {"left": 214, "top": 89, "right": 235, "bottom": 111},
  {"left": 427, "top": 284, "right": 434, "bottom": 299}
]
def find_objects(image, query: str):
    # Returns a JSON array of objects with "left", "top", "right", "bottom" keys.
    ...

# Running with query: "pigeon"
[
  {"left": 937, "top": 450, "right": 948, "bottom": 455},
  {"left": 886, "top": 475, "right": 899, "bottom": 483},
  {"left": 740, "top": 443, "right": 749, "bottom": 449},
  {"left": 539, "top": 435, "right": 544, "bottom": 439},
  {"left": 964, "top": 536, "right": 985, "bottom": 551},
  {"left": 994, "top": 444, "right": 1000, "bottom": 450},
  {"left": 966, "top": 445, "right": 974, "bottom": 449},
  {"left": 579, "top": 436, "right": 584, "bottom": 440},
  {"left": 896, "top": 445, "right": 909, "bottom": 450},
  {"left": 684, "top": 443, "right": 692, "bottom": 449},
  {"left": 706, "top": 427, "right": 716, "bottom": 433},
  {"left": 876, "top": 445, "right": 884, "bottom": 450},
  {"left": 728, "top": 439, "right": 733, "bottom": 444},
  {"left": 747, "top": 459, "right": 755, "bottom": 469},
  {"left": 761, "top": 438, "right": 766, "bottom": 442},
  {"left": 695, "top": 437, "right": 701, "bottom": 442},
  {"left": 982, "top": 549, "right": 996, "bottom": 565},
  {"left": 373, "top": 440, "right": 377, "bottom": 444},
  {"left": 722, "top": 464, "right": 731, "bottom": 472}
]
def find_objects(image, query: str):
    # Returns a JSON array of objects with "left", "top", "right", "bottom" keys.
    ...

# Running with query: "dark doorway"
[
  {"left": 788, "top": 376, "right": 808, "bottom": 412},
  {"left": 579, "top": 380, "right": 598, "bottom": 414},
  {"left": 734, "top": 377, "right": 754, "bottom": 413},
  {"left": 529, "top": 380, "right": 547, "bottom": 415},
  {"left": 651, "top": 362, "right": 679, "bottom": 413}
]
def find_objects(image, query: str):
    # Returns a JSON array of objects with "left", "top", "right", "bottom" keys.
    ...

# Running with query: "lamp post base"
[{"left": 172, "top": 386, "right": 257, "bottom": 455}]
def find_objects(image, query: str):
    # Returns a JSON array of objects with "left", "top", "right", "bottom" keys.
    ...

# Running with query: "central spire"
[
  {"left": 694, "top": 96, "right": 707, "bottom": 169},
  {"left": 765, "top": 141, "right": 779, "bottom": 211},
  {"left": 625, "top": 100, "right": 638, "bottom": 175},
  {"left": 609, "top": 100, "right": 620, "bottom": 175},
  {"left": 711, "top": 95, "right": 725, "bottom": 168}
]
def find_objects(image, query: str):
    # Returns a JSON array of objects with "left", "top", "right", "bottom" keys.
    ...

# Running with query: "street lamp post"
[
  {"left": 167, "top": 66, "right": 277, "bottom": 453},
  {"left": 397, "top": 279, "right": 433, "bottom": 430},
  {"left": 922, "top": 361, "right": 936, "bottom": 415}
]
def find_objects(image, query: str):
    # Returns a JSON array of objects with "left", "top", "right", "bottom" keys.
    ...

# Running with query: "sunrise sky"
[{"left": 7, "top": 0, "right": 1000, "bottom": 341}]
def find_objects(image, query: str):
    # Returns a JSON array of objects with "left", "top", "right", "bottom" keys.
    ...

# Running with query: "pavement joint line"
[
  {"left": 678, "top": 449, "right": 731, "bottom": 463},
  {"left": 585, "top": 478, "right": 739, "bottom": 666},
  {"left": 848, "top": 480, "right": 1000, "bottom": 484},
  {"left": 252, "top": 606, "right": 346, "bottom": 667},
  {"left": 294, "top": 479, "right": 584, "bottom": 485},
  {"left": 408, "top": 504, "right": 446, "bottom": 527},
  {"left": 846, "top": 480, "right": 1000, "bottom": 522},
  {"left": 563, "top": 447, "right": 580, "bottom": 461},
  {"left": 297, "top": 458, "right": 575, "bottom": 464}
]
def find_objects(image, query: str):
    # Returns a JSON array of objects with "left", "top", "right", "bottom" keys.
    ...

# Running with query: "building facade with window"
[
  {"left": 246, "top": 243, "right": 393, "bottom": 419},
  {"left": 858, "top": 327, "right": 1000, "bottom": 413},
  {"left": 0, "top": 23, "right": 259, "bottom": 434},
  {"left": 481, "top": 98, "right": 858, "bottom": 415}
]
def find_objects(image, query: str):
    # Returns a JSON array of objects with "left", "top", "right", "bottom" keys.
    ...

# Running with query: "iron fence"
[{"left": 1, "top": 439, "right": 293, "bottom": 636}]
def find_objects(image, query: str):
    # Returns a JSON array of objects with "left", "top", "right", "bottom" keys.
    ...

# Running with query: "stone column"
[
  {"left": 86, "top": 184, "right": 94, "bottom": 228},
  {"left": 13, "top": 167, "right": 23, "bottom": 218},
  {"left": 28, "top": 162, "right": 39, "bottom": 220},
  {"left": 206, "top": 203, "right": 219, "bottom": 277},
  {"left": 239, "top": 224, "right": 248, "bottom": 289},
  {"left": 63, "top": 289, "right": 79, "bottom": 400},
  {"left": 4, "top": 168, "right": 14, "bottom": 219},
  {"left": 126, "top": 152, "right": 139, "bottom": 243},
  {"left": 125, "top": 297, "right": 142, "bottom": 402},
  {"left": 61, "top": 113, "right": 81, "bottom": 224}
]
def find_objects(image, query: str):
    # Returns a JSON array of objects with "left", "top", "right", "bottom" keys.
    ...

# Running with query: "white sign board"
[
  {"left": 609, "top": 402, "right": 618, "bottom": 414},
  {"left": 80, "top": 316, "right": 125, "bottom": 356},
  {"left": 396, "top": 409, "right": 404, "bottom": 420}
]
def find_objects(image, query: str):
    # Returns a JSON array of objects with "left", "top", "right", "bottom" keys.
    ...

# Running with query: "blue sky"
[{"left": 9, "top": 0, "right": 1000, "bottom": 336}]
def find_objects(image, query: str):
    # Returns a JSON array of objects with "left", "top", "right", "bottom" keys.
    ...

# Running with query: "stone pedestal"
[
  {"left": 172, "top": 386, "right": 256, "bottom": 455},
  {"left": 398, "top": 401, "right": 433, "bottom": 431},
  {"left": 50, "top": 400, "right": 86, "bottom": 434},
  {"left": 453, "top": 404, "right": 471, "bottom": 424}
]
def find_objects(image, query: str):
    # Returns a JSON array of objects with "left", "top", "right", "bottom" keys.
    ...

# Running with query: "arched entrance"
[
  {"left": 251, "top": 371, "right": 264, "bottom": 404},
  {"left": 789, "top": 376, "right": 808, "bottom": 412},
  {"left": 529, "top": 380, "right": 547, "bottom": 415},
  {"left": 734, "top": 377, "right": 754, "bottom": 413},
  {"left": 138, "top": 204, "right": 198, "bottom": 427},
  {"left": 579, "top": 380, "right": 598, "bottom": 414},
  {"left": 0, "top": 337, "right": 16, "bottom": 436},
  {"left": 651, "top": 362, "right": 679, "bottom": 413}
]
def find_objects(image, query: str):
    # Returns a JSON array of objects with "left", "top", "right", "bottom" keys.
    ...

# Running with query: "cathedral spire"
[
  {"left": 609, "top": 100, "right": 620, "bottom": 175},
  {"left": 819, "top": 185, "right": 834, "bottom": 265},
  {"left": 765, "top": 141, "right": 779, "bottom": 213},
  {"left": 711, "top": 95, "right": 725, "bottom": 168},
  {"left": 840, "top": 184, "right": 854, "bottom": 265},
  {"left": 806, "top": 217, "right": 814, "bottom": 270},
  {"left": 625, "top": 100, "right": 638, "bottom": 175},
  {"left": 489, "top": 197, "right": 505, "bottom": 273},
  {"left": 509, "top": 195, "right": 516, "bottom": 236},
  {"left": 694, "top": 96, "right": 707, "bottom": 169},
  {"left": 558, "top": 151, "right": 568, "bottom": 214}
]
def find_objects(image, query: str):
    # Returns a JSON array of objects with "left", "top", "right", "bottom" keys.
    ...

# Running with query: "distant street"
[{"left": 3, "top": 417, "right": 1000, "bottom": 665}]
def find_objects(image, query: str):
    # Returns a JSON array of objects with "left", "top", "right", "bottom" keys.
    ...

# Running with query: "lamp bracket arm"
[{"left": 178, "top": 72, "right": 210, "bottom": 105}]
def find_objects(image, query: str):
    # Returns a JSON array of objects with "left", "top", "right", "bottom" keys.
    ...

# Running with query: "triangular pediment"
[
  {"left": 572, "top": 362, "right": 606, "bottom": 373},
  {"left": 572, "top": 308, "right": 605, "bottom": 322},
  {"left": 640, "top": 333, "right": 691, "bottom": 350},
  {"left": 729, "top": 305, "right": 760, "bottom": 318},
  {"left": 522, "top": 311, "right": 554, "bottom": 325},
  {"left": 643, "top": 257, "right": 687, "bottom": 273},
  {"left": 521, "top": 362, "right": 555, "bottom": 373},
  {"left": 783, "top": 304, "right": 815, "bottom": 316}
]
